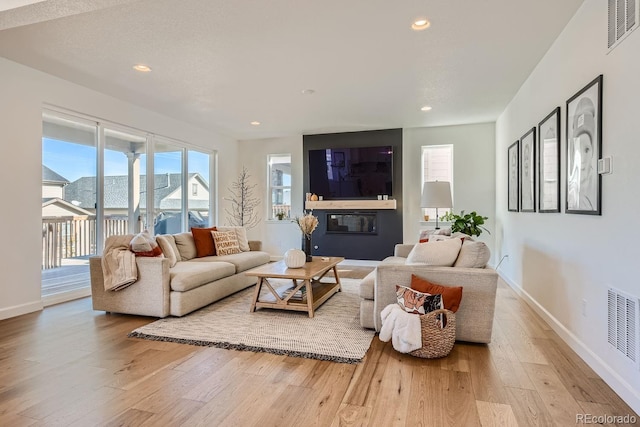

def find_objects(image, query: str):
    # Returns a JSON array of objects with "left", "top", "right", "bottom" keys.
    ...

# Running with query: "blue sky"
[{"left": 43, "top": 138, "right": 210, "bottom": 183}]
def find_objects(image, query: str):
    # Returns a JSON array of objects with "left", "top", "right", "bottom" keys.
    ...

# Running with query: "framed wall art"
[
  {"left": 538, "top": 107, "right": 561, "bottom": 213},
  {"left": 566, "top": 75, "right": 602, "bottom": 215},
  {"left": 519, "top": 128, "right": 536, "bottom": 212},
  {"left": 508, "top": 140, "right": 519, "bottom": 212}
]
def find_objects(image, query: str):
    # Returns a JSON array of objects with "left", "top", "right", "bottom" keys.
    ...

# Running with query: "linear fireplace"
[{"left": 326, "top": 213, "right": 377, "bottom": 234}]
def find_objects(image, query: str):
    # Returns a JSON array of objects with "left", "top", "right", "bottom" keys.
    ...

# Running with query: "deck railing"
[
  {"left": 272, "top": 204, "right": 292, "bottom": 219},
  {"left": 42, "top": 216, "right": 128, "bottom": 269}
]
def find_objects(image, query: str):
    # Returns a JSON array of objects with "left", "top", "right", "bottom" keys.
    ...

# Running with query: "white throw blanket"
[
  {"left": 102, "top": 235, "right": 137, "bottom": 291},
  {"left": 379, "top": 304, "right": 422, "bottom": 353}
]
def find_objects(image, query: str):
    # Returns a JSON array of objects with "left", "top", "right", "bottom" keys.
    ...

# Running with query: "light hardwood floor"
[{"left": 0, "top": 277, "right": 637, "bottom": 426}]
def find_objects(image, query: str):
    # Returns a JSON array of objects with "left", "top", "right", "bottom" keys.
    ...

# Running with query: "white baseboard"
[
  {"left": 0, "top": 300, "right": 43, "bottom": 320},
  {"left": 499, "top": 272, "right": 640, "bottom": 415},
  {"left": 43, "top": 287, "right": 91, "bottom": 307}
]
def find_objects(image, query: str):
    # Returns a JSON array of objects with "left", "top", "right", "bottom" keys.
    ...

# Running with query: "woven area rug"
[{"left": 128, "top": 278, "right": 375, "bottom": 364}]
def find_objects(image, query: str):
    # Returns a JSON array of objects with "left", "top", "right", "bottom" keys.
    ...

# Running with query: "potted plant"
[
  {"left": 275, "top": 211, "right": 286, "bottom": 220},
  {"left": 441, "top": 210, "right": 489, "bottom": 237}
]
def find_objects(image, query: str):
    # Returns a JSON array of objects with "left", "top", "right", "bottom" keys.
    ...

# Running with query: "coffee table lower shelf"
[{"left": 254, "top": 280, "right": 340, "bottom": 314}]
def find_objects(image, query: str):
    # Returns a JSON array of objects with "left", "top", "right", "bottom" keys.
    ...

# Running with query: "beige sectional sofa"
[
  {"left": 359, "top": 242, "right": 498, "bottom": 343},
  {"left": 90, "top": 232, "right": 270, "bottom": 317}
]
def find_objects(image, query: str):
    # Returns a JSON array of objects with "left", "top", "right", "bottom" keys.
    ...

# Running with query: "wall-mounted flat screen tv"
[{"left": 308, "top": 146, "right": 393, "bottom": 198}]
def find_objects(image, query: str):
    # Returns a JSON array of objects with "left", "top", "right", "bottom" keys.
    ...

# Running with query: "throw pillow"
[
  {"left": 395, "top": 285, "right": 443, "bottom": 315},
  {"left": 130, "top": 230, "right": 154, "bottom": 252},
  {"left": 211, "top": 230, "right": 241, "bottom": 256},
  {"left": 155, "top": 235, "right": 178, "bottom": 267},
  {"left": 191, "top": 226, "right": 218, "bottom": 257},
  {"left": 410, "top": 274, "right": 463, "bottom": 313},
  {"left": 453, "top": 239, "right": 490, "bottom": 268},
  {"left": 173, "top": 232, "right": 198, "bottom": 261},
  {"left": 418, "top": 227, "right": 452, "bottom": 243},
  {"left": 133, "top": 246, "right": 163, "bottom": 257},
  {"left": 405, "top": 237, "right": 462, "bottom": 266},
  {"left": 218, "top": 226, "right": 250, "bottom": 252}
]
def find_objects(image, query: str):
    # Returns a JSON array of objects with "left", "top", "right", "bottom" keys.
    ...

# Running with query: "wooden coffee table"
[{"left": 245, "top": 256, "right": 344, "bottom": 318}]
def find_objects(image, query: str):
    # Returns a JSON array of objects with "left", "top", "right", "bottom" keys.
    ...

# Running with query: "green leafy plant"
[{"left": 441, "top": 210, "right": 489, "bottom": 237}]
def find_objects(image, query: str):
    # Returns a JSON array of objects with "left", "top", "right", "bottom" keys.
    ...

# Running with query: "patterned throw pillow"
[
  {"left": 211, "top": 230, "right": 241, "bottom": 256},
  {"left": 129, "top": 230, "right": 163, "bottom": 257},
  {"left": 395, "top": 285, "right": 443, "bottom": 315}
]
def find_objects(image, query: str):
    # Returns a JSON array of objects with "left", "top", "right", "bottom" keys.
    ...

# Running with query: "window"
[
  {"left": 42, "top": 109, "right": 215, "bottom": 305},
  {"left": 421, "top": 144, "right": 453, "bottom": 220},
  {"left": 268, "top": 154, "right": 291, "bottom": 219}
]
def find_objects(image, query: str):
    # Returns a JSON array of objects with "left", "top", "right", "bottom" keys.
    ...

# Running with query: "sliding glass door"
[
  {"left": 42, "top": 113, "right": 97, "bottom": 300},
  {"left": 42, "top": 110, "right": 215, "bottom": 303}
]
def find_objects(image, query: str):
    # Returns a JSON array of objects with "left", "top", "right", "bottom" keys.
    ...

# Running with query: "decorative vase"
[
  {"left": 284, "top": 248, "right": 306, "bottom": 268},
  {"left": 302, "top": 235, "right": 313, "bottom": 262}
]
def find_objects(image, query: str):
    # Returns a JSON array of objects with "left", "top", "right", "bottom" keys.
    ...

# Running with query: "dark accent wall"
[{"left": 303, "top": 129, "right": 403, "bottom": 260}]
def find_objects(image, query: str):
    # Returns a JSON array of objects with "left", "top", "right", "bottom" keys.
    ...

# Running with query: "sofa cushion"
[
  {"left": 191, "top": 251, "right": 270, "bottom": 273},
  {"left": 169, "top": 261, "right": 236, "bottom": 292},
  {"left": 359, "top": 270, "right": 375, "bottom": 300},
  {"left": 406, "top": 238, "right": 462, "bottom": 266},
  {"left": 411, "top": 274, "right": 463, "bottom": 313},
  {"left": 156, "top": 234, "right": 179, "bottom": 267},
  {"left": 454, "top": 240, "right": 490, "bottom": 268},
  {"left": 211, "top": 230, "right": 241, "bottom": 256},
  {"left": 218, "top": 226, "right": 250, "bottom": 252},
  {"left": 173, "top": 232, "right": 198, "bottom": 261},
  {"left": 191, "top": 227, "right": 217, "bottom": 257}
]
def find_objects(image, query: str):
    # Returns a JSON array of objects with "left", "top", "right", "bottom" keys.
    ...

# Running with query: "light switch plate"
[{"left": 598, "top": 156, "right": 612, "bottom": 174}]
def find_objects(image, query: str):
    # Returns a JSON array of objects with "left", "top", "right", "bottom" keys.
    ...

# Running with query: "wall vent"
[
  {"left": 607, "top": 287, "right": 639, "bottom": 366},
  {"left": 608, "top": 0, "right": 639, "bottom": 51}
]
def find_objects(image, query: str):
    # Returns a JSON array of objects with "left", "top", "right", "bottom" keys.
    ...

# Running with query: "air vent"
[
  {"left": 607, "top": 287, "right": 639, "bottom": 366},
  {"left": 608, "top": 0, "right": 639, "bottom": 51}
]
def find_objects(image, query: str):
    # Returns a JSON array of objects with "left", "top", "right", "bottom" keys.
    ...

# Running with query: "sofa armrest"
[
  {"left": 90, "top": 256, "right": 171, "bottom": 317},
  {"left": 248, "top": 240, "right": 262, "bottom": 251},
  {"left": 394, "top": 244, "right": 415, "bottom": 258},
  {"left": 373, "top": 264, "right": 498, "bottom": 343}
]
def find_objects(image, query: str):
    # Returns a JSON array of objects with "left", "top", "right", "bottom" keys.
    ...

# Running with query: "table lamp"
[{"left": 421, "top": 181, "right": 452, "bottom": 229}]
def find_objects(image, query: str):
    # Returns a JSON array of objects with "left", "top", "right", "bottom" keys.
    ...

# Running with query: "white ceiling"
[{"left": 0, "top": 0, "right": 584, "bottom": 140}]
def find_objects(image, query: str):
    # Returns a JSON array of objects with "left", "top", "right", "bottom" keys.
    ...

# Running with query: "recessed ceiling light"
[
  {"left": 250, "top": 121, "right": 261, "bottom": 126},
  {"left": 302, "top": 89, "right": 316, "bottom": 95},
  {"left": 133, "top": 64, "right": 152, "bottom": 72},
  {"left": 411, "top": 18, "right": 430, "bottom": 31},
  {"left": 421, "top": 105, "right": 432, "bottom": 111}
]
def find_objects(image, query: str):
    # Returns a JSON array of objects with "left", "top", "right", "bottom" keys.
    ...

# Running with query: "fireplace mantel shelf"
[{"left": 304, "top": 200, "right": 396, "bottom": 210}]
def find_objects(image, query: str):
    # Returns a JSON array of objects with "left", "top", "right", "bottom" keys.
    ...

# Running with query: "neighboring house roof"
[
  {"left": 42, "top": 165, "right": 69, "bottom": 185},
  {"left": 42, "top": 197, "right": 94, "bottom": 216},
  {"left": 63, "top": 173, "right": 209, "bottom": 210}
]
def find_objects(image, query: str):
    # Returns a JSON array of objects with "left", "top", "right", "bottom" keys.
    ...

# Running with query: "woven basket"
[{"left": 409, "top": 308, "right": 456, "bottom": 359}]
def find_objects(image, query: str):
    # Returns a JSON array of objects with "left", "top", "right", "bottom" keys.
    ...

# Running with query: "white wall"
[
  {"left": 402, "top": 123, "right": 496, "bottom": 260},
  {"left": 236, "top": 136, "right": 304, "bottom": 257},
  {"left": 496, "top": 0, "right": 640, "bottom": 413},
  {"left": 240, "top": 126, "right": 497, "bottom": 261},
  {"left": 0, "top": 57, "right": 238, "bottom": 320}
]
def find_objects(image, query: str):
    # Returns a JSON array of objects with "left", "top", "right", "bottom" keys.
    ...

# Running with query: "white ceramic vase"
[{"left": 284, "top": 248, "right": 306, "bottom": 268}]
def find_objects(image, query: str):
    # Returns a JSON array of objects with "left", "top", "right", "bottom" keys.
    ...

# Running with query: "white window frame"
[
  {"left": 421, "top": 144, "right": 454, "bottom": 220},
  {"left": 267, "top": 153, "right": 292, "bottom": 220}
]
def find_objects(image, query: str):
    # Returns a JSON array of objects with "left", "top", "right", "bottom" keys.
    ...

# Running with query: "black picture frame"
[
  {"left": 508, "top": 140, "right": 519, "bottom": 212},
  {"left": 566, "top": 75, "right": 603, "bottom": 215},
  {"left": 519, "top": 128, "right": 536, "bottom": 212},
  {"left": 538, "top": 107, "right": 561, "bottom": 213}
]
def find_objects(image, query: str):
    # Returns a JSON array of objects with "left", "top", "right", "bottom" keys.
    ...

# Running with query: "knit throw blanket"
[{"left": 102, "top": 234, "right": 137, "bottom": 291}]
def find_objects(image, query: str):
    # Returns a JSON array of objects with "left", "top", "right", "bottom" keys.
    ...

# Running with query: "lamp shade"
[{"left": 421, "top": 181, "right": 452, "bottom": 208}]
